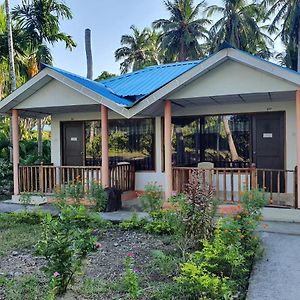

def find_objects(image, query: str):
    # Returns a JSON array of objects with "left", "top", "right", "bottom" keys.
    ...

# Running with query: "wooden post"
[
  {"left": 164, "top": 100, "right": 172, "bottom": 199},
  {"left": 101, "top": 105, "right": 110, "bottom": 188},
  {"left": 296, "top": 90, "right": 300, "bottom": 208},
  {"left": 250, "top": 163, "right": 257, "bottom": 189},
  {"left": 39, "top": 164, "right": 44, "bottom": 194},
  {"left": 11, "top": 109, "right": 19, "bottom": 195}
]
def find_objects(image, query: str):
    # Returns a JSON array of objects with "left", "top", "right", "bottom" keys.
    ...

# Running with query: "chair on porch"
[{"left": 197, "top": 162, "right": 215, "bottom": 187}]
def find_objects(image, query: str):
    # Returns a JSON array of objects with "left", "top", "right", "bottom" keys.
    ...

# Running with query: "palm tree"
[
  {"left": 4, "top": 0, "right": 16, "bottom": 92},
  {"left": 115, "top": 25, "right": 156, "bottom": 73},
  {"left": 12, "top": 0, "right": 76, "bottom": 155},
  {"left": 262, "top": 0, "right": 300, "bottom": 71},
  {"left": 12, "top": 0, "right": 76, "bottom": 66},
  {"left": 206, "top": 0, "right": 272, "bottom": 58},
  {"left": 153, "top": 0, "right": 210, "bottom": 62}
]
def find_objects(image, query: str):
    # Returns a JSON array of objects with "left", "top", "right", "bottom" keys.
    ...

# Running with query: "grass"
[
  {"left": 0, "top": 214, "right": 42, "bottom": 256},
  {"left": 0, "top": 275, "right": 49, "bottom": 300}
]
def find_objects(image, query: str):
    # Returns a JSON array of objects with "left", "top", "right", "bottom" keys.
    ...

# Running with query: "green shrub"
[
  {"left": 88, "top": 182, "right": 107, "bottom": 211},
  {"left": 0, "top": 159, "right": 12, "bottom": 196},
  {"left": 144, "top": 210, "right": 180, "bottom": 235},
  {"left": 176, "top": 189, "right": 266, "bottom": 299},
  {"left": 10, "top": 209, "right": 47, "bottom": 225},
  {"left": 122, "top": 252, "right": 140, "bottom": 299},
  {"left": 65, "top": 180, "right": 84, "bottom": 205},
  {"left": 139, "top": 183, "right": 163, "bottom": 213},
  {"left": 119, "top": 212, "right": 147, "bottom": 230},
  {"left": 19, "top": 192, "right": 32, "bottom": 209},
  {"left": 36, "top": 206, "right": 100, "bottom": 295},
  {"left": 150, "top": 250, "right": 179, "bottom": 277},
  {"left": 171, "top": 170, "right": 218, "bottom": 252}
]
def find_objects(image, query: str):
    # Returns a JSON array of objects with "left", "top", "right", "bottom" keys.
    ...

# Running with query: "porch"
[
  {"left": 2, "top": 47, "right": 300, "bottom": 211},
  {"left": 18, "top": 163, "right": 135, "bottom": 194},
  {"left": 18, "top": 164, "right": 297, "bottom": 208}
]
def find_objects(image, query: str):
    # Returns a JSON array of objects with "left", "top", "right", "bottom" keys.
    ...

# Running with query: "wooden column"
[
  {"left": 101, "top": 105, "right": 110, "bottom": 187},
  {"left": 296, "top": 91, "right": 300, "bottom": 208},
  {"left": 12, "top": 109, "right": 19, "bottom": 195},
  {"left": 164, "top": 100, "right": 172, "bottom": 199}
]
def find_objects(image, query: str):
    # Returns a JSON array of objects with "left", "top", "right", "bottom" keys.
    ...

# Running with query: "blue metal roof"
[
  {"left": 100, "top": 60, "right": 202, "bottom": 99},
  {"left": 41, "top": 64, "right": 134, "bottom": 107},
  {"left": 41, "top": 60, "right": 201, "bottom": 108}
]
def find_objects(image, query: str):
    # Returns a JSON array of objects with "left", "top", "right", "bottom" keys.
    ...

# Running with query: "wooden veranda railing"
[
  {"left": 173, "top": 166, "right": 297, "bottom": 208},
  {"left": 18, "top": 164, "right": 135, "bottom": 194}
]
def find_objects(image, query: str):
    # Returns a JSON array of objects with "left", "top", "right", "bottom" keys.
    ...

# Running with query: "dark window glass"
[
  {"left": 85, "top": 119, "right": 155, "bottom": 171},
  {"left": 172, "top": 114, "right": 250, "bottom": 168}
]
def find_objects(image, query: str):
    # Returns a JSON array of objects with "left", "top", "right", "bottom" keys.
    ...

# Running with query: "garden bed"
[
  {"left": 0, "top": 173, "right": 266, "bottom": 299},
  {"left": 0, "top": 224, "right": 179, "bottom": 300}
]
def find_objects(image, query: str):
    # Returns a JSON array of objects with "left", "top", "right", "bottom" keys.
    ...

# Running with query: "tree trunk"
[
  {"left": 222, "top": 116, "right": 240, "bottom": 161},
  {"left": 5, "top": 0, "right": 16, "bottom": 163},
  {"left": 85, "top": 28, "right": 93, "bottom": 80},
  {"left": 5, "top": 0, "right": 16, "bottom": 92},
  {"left": 85, "top": 28, "right": 95, "bottom": 147},
  {"left": 179, "top": 38, "right": 186, "bottom": 61},
  {"left": 37, "top": 119, "right": 43, "bottom": 157}
]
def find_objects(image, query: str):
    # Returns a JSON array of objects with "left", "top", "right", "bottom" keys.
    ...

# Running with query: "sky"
[{"left": 9, "top": 0, "right": 280, "bottom": 78}]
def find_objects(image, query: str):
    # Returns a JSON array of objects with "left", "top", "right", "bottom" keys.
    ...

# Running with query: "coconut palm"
[
  {"left": 12, "top": 0, "right": 76, "bottom": 66},
  {"left": 206, "top": 0, "right": 272, "bottom": 58},
  {"left": 153, "top": 0, "right": 210, "bottom": 62},
  {"left": 115, "top": 25, "right": 157, "bottom": 73},
  {"left": 4, "top": 0, "right": 16, "bottom": 92},
  {"left": 0, "top": 4, "right": 29, "bottom": 98},
  {"left": 262, "top": 0, "right": 300, "bottom": 71}
]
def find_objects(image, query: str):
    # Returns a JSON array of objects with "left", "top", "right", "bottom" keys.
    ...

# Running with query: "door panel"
[
  {"left": 62, "top": 122, "right": 84, "bottom": 166},
  {"left": 252, "top": 112, "right": 284, "bottom": 192}
]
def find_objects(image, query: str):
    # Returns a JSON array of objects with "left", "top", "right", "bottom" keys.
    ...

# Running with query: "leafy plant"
[
  {"left": 10, "top": 209, "right": 47, "bottom": 225},
  {"left": 151, "top": 250, "right": 179, "bottom": 277},
  {"left": 88, "top": 182, "right": 107, "bottom": 211},
  {"left": 122, "top": 252, "right": 140, "bottom": 299},
  {"left": 144, "top": 210, "right": 180, "bottom": 235},
  {"left": 36, "top": 206, "right": 101, "bottom": 295},
  {"left": 139, "top": 183, "right": 163, "bottom": 213},
  {"left": 176, "top": 189, "right": 266, "bottom": 299},
  {"left": 171, "top": 170, "right": 217, "bottom": 251},
  {"left": 119, "top": 212, "right": 147, "bottom": 230},
  {"left": 0, "top": 158, "right": 12, "bottom": 197},
  {"left": 65, "top": 179, "right": 84, "bottom": 205},
  {"left": 19, "top": 192, "right": 32, "bottom": 209}
]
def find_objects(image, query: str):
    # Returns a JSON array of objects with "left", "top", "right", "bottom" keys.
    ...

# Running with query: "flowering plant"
[{"left": 36, "top": 206, "right": 100, "bottom": 295}]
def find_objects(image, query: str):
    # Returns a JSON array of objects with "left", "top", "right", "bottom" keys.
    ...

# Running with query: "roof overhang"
[
  {"left": 127, "top": 48, "right": 300, "bottom": 117},
  {"left": 1, "top": 47, "right": 300, "bottom": 119},
  {"left": 0, "top": 68, "right": 131, "bottom": 118}
]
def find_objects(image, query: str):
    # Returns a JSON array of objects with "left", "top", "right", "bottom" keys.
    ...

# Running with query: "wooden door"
[
  {"left": 62, "top": 122, "right": 84, "bottom": 166},
  {"left": 252, "top": 112, "right": 284, "bottom": 192}
]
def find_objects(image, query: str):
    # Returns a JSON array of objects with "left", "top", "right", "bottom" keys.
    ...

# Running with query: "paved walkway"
[
  {"left": 247, "top": 222, "right": 300, "bottom": 300},
  {"left": 0, "top": 201, "right": 148, "bottom": 222}
]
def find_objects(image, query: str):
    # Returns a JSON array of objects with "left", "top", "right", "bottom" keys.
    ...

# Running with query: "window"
[
  {"left": 172, "top": 114, "right": 251, "bottom": 168},
  {"left": 85, "top": 118, "right": 155, "bottom": 171}
]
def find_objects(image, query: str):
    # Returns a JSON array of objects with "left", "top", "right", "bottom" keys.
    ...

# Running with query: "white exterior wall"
[
  {"left": 15, "top": 80, "right": 97, "bottom": 109},
  {"left": 51, "top": 99, "right": 296, "bottom": 192},
  {"left": 169, "top": 60, "right": 299, "bottom": 99},
  {"left": 51, "top": 113, "right": 165, "bottom": 190}
]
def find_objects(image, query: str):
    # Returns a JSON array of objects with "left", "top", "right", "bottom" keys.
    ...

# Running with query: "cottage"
[{"left": 1, "top": 46, "right": 299, "bottom": 207}]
